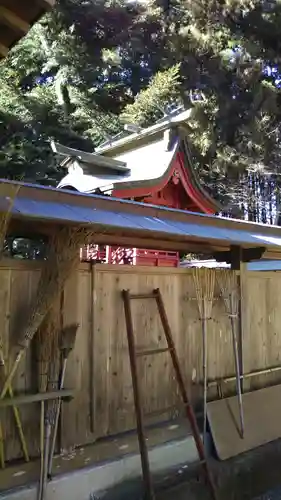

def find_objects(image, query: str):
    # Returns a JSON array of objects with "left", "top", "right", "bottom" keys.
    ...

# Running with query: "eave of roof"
[
  {"left": 0, "top": 0, "right": 55, "bottom": 59},
  {"left": 58, "top": 128, "right": 221, "bottom": 214},
  {"left": 52, "top": 142, "right": 129, "bottom": 172},
  {"left": 57, "top": 134, "right": 179, "bottom": 194},
  {"left": 2, "top": 179, "right": 281, "bottom": 260}
]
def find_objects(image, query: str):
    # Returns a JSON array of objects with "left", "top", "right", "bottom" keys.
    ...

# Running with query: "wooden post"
[{"left": 90, "top": 263, "right": 96, "bottom": 434}]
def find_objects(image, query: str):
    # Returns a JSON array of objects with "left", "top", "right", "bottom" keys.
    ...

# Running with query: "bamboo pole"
[
  {"left": 0, "top": 345, "right": 29, "bottom": 463},
  {"left": 202, "top": 299, "right": 207, "bottom": 442}
]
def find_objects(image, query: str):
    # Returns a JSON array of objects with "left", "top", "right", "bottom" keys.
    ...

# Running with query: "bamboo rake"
[
  {"left": 217, "top": 270, "right": 245, "bottom": 439},
  {"left": 193, "top": 268, "right": 215, "bottom": 446}
]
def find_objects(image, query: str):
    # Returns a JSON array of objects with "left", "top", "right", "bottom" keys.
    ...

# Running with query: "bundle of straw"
[
  {"left": 217, "top": 269, "right": 244, "bottom": 438},
  {"left": 193, "top": 268, "right": 215, "bottom": 445},
  {"left": 0, "top": 225, "right": 92, "bottom": 401}
]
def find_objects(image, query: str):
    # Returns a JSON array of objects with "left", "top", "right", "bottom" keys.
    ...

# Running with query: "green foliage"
[
  {"left": 121, "top": 65, "right": 181, "bottom": 125},
  {"left": 1, "top": 0, "right": 281, "bottom": 217},
  {"left": 0, "top": 0, "right": 165, "bottom": 183}
]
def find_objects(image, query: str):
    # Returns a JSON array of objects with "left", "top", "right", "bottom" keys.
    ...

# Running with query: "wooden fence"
[{"left": 1, "top": 260, "right": 281, "bottom": 462}]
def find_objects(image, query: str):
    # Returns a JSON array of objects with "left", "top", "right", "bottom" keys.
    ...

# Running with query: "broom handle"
[
  {"left": 41, "top": 420, "right": 51, "bottom": 500},
  {"left": 48, "top": 358, "right": 67, "bottom": 477},
  {"left": 202, "top": 299, "right": 208, "bottom": 447},
  {"left": 0, "top": 421, "right": 4, "bottom": 469},
  {"left": 38, "top": 400, "right": 45, "bottom": 500},
  {"left": 230, "top": 295, "right": 244, "bottom": 438}
]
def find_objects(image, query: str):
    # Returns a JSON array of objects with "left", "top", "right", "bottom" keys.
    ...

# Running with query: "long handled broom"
[
  {"left": 193, "top": 268, "right": 215, "bottom": 446},
  {"left": 36, "top": 312, "right": 58, "bottom": 500},
  {"left": 217, "top": 270, "right": 244, "bottom": 439},
  {"left": 47, "top": 323, "right": 79, "bottom": 479}
]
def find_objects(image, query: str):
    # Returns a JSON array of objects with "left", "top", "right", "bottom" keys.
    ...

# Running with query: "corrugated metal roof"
[
  {"left": 247, "top": 260, "right": 281, "bottom": 271},
  {"left": 8, "top": 195, "right": 281, "bottom": 251},
  {"left": 2, "top": 178, "right": 281, "bottom": 257},
  {"left": 181, "top": 259, "right": 281, "bottom": 271}
]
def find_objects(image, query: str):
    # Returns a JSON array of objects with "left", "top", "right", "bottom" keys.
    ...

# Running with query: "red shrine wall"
[{"left": 81, "top": 153, "right": 216, "bottom": 267}]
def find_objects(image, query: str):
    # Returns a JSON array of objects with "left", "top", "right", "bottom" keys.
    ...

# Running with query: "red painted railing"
[{"left": 80, "top": 245, "right": 179, "bottom": 267}]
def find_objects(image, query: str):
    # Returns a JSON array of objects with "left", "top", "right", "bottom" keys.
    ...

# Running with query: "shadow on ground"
[{"left": 92, "top": 439, "right": 281, "bottom": 500}]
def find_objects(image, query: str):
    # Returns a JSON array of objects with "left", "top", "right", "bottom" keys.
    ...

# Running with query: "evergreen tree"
[
  {"left": 0, "top": 0, "right": 165, "bottom": 183},
  {"left": 1, "top": 0, "right": 281, "bottom": 221},
  {"left": 122, "top": 0, "right": 281, "bottom": 218}
]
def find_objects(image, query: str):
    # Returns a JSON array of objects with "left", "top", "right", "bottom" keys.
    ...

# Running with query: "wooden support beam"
[
  {"left": 0, "top": 43, "right": 8, "bottom": 57},
  {"left": 0, "top": 389, "right": 74, "bottom": 409},
  {"left": 36, "top": 0, "right": 56, "bottom": 8},
  {"left": 214, "top": 246, "right": 266, "bottom": 267},
  {"left": 0, "top": 7, "right": 30, "bottom": 34}
]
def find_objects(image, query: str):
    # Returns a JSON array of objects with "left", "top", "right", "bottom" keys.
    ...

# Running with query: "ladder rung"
[
  {"left": 129, "top": 293, "right": 157, "bottom": 300},
  {"left": 136, "top": 347, "right": 171, "bottom": 357}
]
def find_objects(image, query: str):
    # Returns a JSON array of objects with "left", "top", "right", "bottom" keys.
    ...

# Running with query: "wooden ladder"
[{"left": 122, "top": 287, "right": 217, "bottom": 500}]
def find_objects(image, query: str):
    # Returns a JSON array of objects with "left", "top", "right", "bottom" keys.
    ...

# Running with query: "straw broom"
[
  {"left": 193, "top": 268, "right": 215, "bottom": 446},
  {"left": 0, "top": 226, "right": 92, "bottom": 403},
  {"left": 217, "top": 270, "right": 244, "bottom": 439},
  {"left": 48, "top": 323, "right": 79, "bottom": 478}
]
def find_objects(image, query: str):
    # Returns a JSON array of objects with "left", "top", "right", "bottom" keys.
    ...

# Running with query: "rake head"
[{"left": 60, "top": 323, "right": 79, "bottom": 358}]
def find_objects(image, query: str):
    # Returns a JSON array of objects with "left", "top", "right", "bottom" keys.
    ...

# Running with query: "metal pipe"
[
  {"left": 229, "top": 294, "right": 244, "bottom": 439},
  {"left": 207, "top": 365, "right": 281, "bottom": 388},
  {"left": 47, "top": 359, "right": 67, "bottom": 477},
  {"left": 40, "top": 415, "right": 51, "bottom": 500}
]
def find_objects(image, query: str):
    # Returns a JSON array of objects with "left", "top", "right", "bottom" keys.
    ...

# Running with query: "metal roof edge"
[
  {"left": 1, "top": 178, "right": 281, "bottom": 237},
  {"left": 95, "top": 109, "right": 193, "bottom": 156},
  {"left": 51, "top": 142, "right": 129, "bottom": 172}
]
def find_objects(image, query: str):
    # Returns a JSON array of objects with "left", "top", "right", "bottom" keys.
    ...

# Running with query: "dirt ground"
[{"left": 95, "top": 439, "right": 281, "bottom": 500}]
